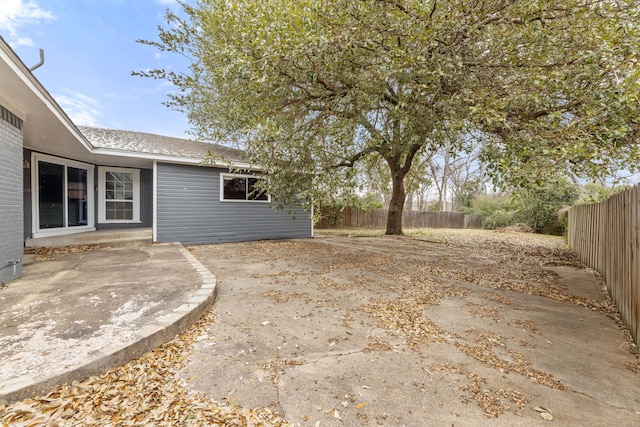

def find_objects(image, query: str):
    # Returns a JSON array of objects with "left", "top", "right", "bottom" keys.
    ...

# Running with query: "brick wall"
[{"left": 0, "top": 104, "right": 24, "bottom": 284}]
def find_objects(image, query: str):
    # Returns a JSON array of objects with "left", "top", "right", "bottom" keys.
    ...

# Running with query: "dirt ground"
[
  {"left": 2, "top": 229, "right": 639, "bottom": 426},
  {"left": 182, "top": 230, "right": 640, "bottom": 426}
]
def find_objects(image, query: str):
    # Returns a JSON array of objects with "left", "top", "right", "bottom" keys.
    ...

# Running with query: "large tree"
[{"left": 137, "top": 0, "right": 640, "bottom": 234}]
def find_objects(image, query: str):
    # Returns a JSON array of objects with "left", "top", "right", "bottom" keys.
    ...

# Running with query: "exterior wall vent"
[{"left": 0, "top": 104, "right": 23, "bottom": 130}]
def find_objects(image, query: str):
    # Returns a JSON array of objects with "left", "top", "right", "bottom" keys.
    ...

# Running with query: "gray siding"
[
  {"left": 156, "top": 163, "right": 312, "bottom": 245},
  {"left": 0, "top": 106, "right": 23, "bottom": 284},
  {"left": 96, "top": 168, "right": 153, "bottom": 230}
]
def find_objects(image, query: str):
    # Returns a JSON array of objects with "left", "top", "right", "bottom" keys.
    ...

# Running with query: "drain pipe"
[
  {"left": 0, "top": 259, "right": 21, "bottom": 279},
  {"left": 29, "top": 49, "right": 45, "bottom": 71}
]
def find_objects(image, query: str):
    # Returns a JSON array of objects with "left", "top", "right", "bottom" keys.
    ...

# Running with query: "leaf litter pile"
[
  {"left": 24, "top": 245, "right": 109, "bottom": 262},
  {"left": 0, "top": 310, "right": 292, "bottom": 427},
  {"left": 3, "top": 229, "right": 639, "bottom": 425}
]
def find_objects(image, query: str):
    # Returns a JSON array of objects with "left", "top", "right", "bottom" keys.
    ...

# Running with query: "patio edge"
[{"left": 0, "top": 244, "right": 217, "bottom": 405}]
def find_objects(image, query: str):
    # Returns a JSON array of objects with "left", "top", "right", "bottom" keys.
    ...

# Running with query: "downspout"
[
  {"left": 29, "top": 49, "right": 45, "bottom": 71},
  {"left": 0, "top": 259, "right": 22, "bottom": 279}
]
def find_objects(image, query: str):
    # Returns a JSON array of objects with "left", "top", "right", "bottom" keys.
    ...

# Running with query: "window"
[
  {"left": 32, "top": 153, "right": 94, "bottom": 236},
  {"left": 221, "top": 174, "right": 269, "bottom": 202},
  {"left": 98, "top": 167, "right": 141, "bottom": 223}
]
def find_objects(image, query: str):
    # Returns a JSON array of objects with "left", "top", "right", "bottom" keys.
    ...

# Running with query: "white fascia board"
[{"left": 90, "top": 147, "right": 261, "bottom": 171}]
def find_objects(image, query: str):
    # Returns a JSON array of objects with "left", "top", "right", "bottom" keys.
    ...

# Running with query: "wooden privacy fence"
[
  {"left": 568, "top": 185, "right": 640, "bottom": 345},
  {"left": 315, "top": 207, "right": 483, "bottom": 230}
]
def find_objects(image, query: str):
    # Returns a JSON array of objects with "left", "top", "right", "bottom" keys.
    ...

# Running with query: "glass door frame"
[{"left": 31, "top": 152, "right": 95, "bottom": 238}]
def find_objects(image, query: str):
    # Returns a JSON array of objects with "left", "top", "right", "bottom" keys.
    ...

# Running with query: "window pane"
[
  {"left": 67, "top": 167, "right": 88, "bottom": 227},
  {"left": 106, "top": 201, "right": 133, "bottom": 220},
  {"left": 105, "top": 171, "right": 133, "bottom": 201},
  {"left": 223, "top": 177, "right": 247, "bottom": 200},
  {"left": 248, "top": 178, "right": 268, "bottom": 201},
  {"left": 38, "top": 161, "right": 64, "bottom": 228}
]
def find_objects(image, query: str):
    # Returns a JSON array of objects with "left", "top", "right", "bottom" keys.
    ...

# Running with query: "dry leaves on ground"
[
  {"left": 435, "top": 363, "right": 529, "bottom": 418},
  {"left": 0, "top": 310, "right": 293, "bottom": 427},
  {"left": 24, "top": 245, "right": 108, "bottom": 262}
]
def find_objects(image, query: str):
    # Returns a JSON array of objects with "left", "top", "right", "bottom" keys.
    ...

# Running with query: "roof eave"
[
  {"left": 90, "top": 147, "right": 261, "bottom": 171},
  {"left": 0, "top": 37, "right": 95, "bottom": 153}
]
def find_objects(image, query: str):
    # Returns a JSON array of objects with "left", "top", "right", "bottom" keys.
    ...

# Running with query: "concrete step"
[{"left": 25, "top": 228, "right": 152, "bottom": 249}]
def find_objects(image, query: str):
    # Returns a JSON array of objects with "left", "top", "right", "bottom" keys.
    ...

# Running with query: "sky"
[{"left": 0, "top": 0, "right": 193, "bottom": 138}]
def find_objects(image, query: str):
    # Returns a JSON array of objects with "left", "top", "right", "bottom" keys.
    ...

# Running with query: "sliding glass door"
[{"left": 33, "top": 154, "right": 94, "bottom": 236}]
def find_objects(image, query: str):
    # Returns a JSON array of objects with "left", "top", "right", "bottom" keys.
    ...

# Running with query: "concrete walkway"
[{"left": 0, "top": 242, "right": 216, "bottom": 404}]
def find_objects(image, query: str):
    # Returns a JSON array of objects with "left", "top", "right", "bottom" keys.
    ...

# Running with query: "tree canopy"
[{"left": 137, "top": 0, "right": 640, "bottom": 234}]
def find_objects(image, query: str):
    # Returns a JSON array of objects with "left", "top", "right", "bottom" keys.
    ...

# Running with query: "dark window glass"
[
  {"left": 223, "top": 177, "right": 247, "bottom": 200},
  {"left": 223, "top": 176, "right": 269, "bottom": 201},
  {"left": 38, "top": 161, "right": 64, "bottom": 228},
  {"left": 67, "top": 167, "right": 88, "bottom": 226},
  {"left": 247, "top": 178, "right": 268, "bottom": 201},
  {"left": 106, "top": 201, "right": 133, "bottom": 220}
]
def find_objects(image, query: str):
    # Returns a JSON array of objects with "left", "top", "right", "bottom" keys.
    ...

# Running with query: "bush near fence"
[
  {"left": 568, "top": 185, "right": 640, "bottom": 345},
  {"left": 315, "top": 207, "right": 483, "bottom": 230}
]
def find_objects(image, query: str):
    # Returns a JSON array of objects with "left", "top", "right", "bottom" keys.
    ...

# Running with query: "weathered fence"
[
  {"left": 315, "top": 207, "right": 483, "bottom": 230},
  {"left": 568, "top": 185, "right": 639, "bottom": 345}
]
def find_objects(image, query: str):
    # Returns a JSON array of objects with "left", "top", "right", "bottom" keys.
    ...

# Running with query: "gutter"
[{"left": 90, "top": 147, "right": 261, "bottom": 171}]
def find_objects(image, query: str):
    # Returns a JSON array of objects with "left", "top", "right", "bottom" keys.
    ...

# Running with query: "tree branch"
[
  {"left": 401, "top": 143, "right": 425, "bottom": 175},
  {"left": 331, "top": 146, "right": 378, "bottom": 168},
  {"left": 463, "top": 57, "right": 578, "bottom": 69}
]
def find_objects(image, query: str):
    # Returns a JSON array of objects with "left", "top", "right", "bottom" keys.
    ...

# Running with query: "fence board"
[
  {"left": 315, "top": 207, "right": 482, "bottom": 230},
  {"left": 568, "top": 184, "right": 640, "bottom": 345}
]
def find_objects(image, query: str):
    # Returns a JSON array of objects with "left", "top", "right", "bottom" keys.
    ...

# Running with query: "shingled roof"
[{"left": 78, "top": 126, "right": 246, "bottom": 164}]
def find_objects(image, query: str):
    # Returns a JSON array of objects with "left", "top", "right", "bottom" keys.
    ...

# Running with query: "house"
[{"left": 0, "top": 37, "right": 312, "bottom": 285}]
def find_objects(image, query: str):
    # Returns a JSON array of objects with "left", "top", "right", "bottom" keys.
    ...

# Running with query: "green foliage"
[
  {"left": 136, "top": 0, "right": 640, "bottom": 234},
  {"left": 484, "top": 210, "right": 517, "bottom": 231},
  {"left": 358, "top": 194, "right": 384, "bottom": 210},
  {"left": 576, "top": 183, "right": 627, "bottom": 205},
  {"left": 512, "top": 178, "right": 580, "bottom": 234},
  {"left": 321, "top": 193, "right": 384, "bottom": 227},
  {"left": 427, "top": 202, "right": 443, "bottom": 212},
  {"left": 457, "top": 177, "right": 485, "bottom": 211},
  {"left": 465, "top": 177, "right": 580, "bottom": 234},
  {"left": 465, "top": 194, "right": 519, "bottom": 230}
]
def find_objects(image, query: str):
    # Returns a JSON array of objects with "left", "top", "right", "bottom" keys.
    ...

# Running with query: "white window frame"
[
  {"left": 31, "top": 153, "right": 95, "bottom": 238},
  {"left": 98, "top": 166, "right": 141, "bottom": 223},
  {"left": 220, "top": 173, "right": 270, "bottom": 203}
]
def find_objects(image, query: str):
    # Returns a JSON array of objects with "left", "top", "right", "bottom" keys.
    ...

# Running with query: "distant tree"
[
  {"left": 465, "top": 193, "right": 518, "bottom": 229},
  {"left": 456, "top": 177, "right": 486, "bottom": 212},
  {"left": 424, "top": 134, "right": 484, "bottom": 212},
  {"left": 512, "top": 177, "right": 580, "bottom": 234},
  {"left": 137, "top": 0, "right": 640, "bottom": 235},
  {"left": 577, "top": 182, "right": 627, "bottom": 205}
]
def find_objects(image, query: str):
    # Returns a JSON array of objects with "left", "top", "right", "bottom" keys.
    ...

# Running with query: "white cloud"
[
  {"left": 55, "top": 91, "right": 103, "bottom": 127},
  {"left": 14, "top": 36, "right": 33, "bottom": 46},
  {"left": 0, "top": 0, "right": 55, "bottom": 46}
]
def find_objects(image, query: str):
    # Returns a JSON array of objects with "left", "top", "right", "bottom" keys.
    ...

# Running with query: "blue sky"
[{"left": 0, "top": 0, "right": 193, "bottom": 138}]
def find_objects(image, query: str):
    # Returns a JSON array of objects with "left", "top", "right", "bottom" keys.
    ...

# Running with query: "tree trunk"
[{"left": 386, "top": 168, "right": 406, "bottom": 235}]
